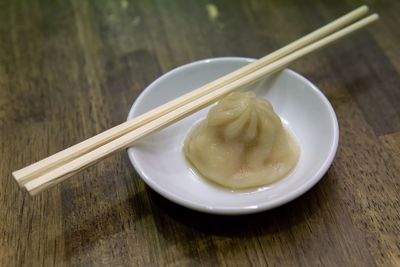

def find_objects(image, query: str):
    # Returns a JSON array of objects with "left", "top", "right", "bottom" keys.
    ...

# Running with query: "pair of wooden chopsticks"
[{"left": 13, "top": 6, "right": 378, "bottom": 195}]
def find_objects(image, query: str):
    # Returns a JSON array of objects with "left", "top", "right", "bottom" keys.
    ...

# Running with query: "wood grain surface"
[{"left": 1, "top": 0, "right": 399, "bottom": 266}]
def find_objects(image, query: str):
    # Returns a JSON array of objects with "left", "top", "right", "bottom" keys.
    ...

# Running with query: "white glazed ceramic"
[{"left": 127, "top": 57, "right": 339, "bottom": 215}]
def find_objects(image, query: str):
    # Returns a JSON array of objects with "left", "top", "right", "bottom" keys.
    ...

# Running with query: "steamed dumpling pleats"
[{"left": 184, "top": 92, "right": 300, "bottom": 189}]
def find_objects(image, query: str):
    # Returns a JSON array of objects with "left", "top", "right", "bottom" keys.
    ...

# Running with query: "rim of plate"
[{"left": 126, "top": 57, "right": 339, "bottom": 215}]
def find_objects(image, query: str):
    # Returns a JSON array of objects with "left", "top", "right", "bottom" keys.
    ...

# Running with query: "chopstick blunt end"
[
  {"left": 12, "top": 171, "right": 25, "bottom": 188},
  {"left": 25, "top": 185, "right": 41, "bottom": 196},
  {"left": 12, "top": 168, "right": 42, "bottom": 188}
]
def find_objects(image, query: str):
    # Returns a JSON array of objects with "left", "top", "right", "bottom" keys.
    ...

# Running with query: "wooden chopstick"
[
  {"left": 12, "top": 6, "right": 370, "bottom": 187},
  {"left": 22, "top": 14, "right": 379, "bottom": 195}
]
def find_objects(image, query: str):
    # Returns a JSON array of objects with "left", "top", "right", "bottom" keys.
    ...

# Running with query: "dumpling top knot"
[{"left": 207, "top": 92, "right": 281, "bottom": 142}]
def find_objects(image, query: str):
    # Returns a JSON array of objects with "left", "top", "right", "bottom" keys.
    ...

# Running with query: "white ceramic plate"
[{"left": 127, "top": 57, "right": 339, "bottom": 215}]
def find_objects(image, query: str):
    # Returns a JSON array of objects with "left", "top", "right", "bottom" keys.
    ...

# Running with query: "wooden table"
[{"left": 1, "top": 0, "right": 399, "bottom": 266}]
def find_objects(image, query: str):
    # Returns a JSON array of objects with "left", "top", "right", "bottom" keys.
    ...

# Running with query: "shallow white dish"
[{"left": 127, "top": 57, "right": 339, "bottom": 215}]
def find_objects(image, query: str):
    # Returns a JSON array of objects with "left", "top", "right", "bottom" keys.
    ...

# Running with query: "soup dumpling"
[{"left": 184, "top": 92, "right": 300, "bottom": 189}]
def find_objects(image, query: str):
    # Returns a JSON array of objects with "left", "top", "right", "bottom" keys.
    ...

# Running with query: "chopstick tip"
[
  {"left": 360, "top": 5, "right": 369, "bottom": 12},
  {"left": 372, "top": 13, "right": 380, "bottom": 20}
]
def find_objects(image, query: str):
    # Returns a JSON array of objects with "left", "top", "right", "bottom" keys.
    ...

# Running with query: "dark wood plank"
[{"left": 1, "top": 0, "right": 399, "bottom": 266}]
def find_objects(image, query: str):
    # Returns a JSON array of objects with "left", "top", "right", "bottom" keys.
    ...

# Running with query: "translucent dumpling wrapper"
[{"left": 184, "top": 92, "right": 300, "bottom": 189}]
